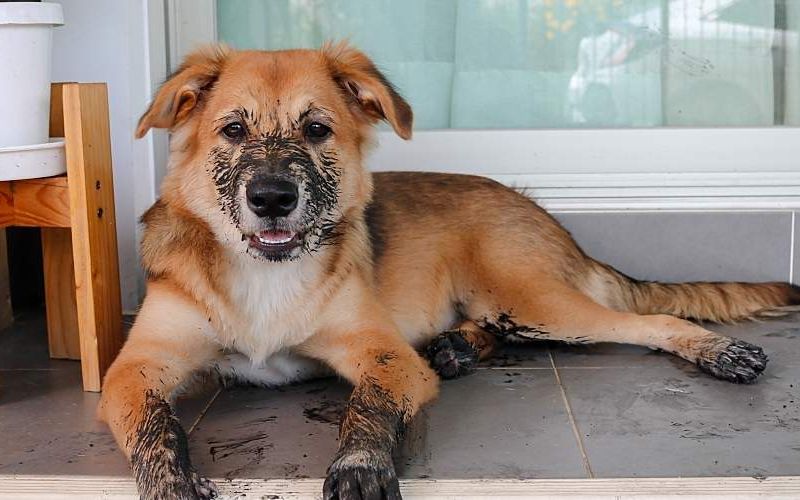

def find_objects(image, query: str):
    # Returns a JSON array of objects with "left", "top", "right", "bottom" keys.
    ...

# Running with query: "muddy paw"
[
  {"left": 138, "top": 473, "right": 214, "bottom": 500},
  {"left": 424, "top": 330, "right": 479, "bottom": 379},
  {"left": 192, "top": 474, "right": 218, "bottom": 499},
  {"left": 131, "top": 391, "right": 211, "bottom": 500},
  {"left": 324, "top": 452, "right": 400, "bottom": 500},
  {"left": 697, "top": 339, "right": 768, "bottom": 384}
]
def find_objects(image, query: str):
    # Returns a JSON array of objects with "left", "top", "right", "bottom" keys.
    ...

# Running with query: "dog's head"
[{"left": 137, "top": 43, "right": 412, "bottom": 262}]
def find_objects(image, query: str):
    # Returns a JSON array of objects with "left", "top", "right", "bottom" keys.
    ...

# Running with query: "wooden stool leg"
[
  {"left": 42, "top": 227, "right": 80, "bottom": 359},
  {"left": 62, "top": 83, "right": 123, "bottom": 392},
  {"left": 0, "top": 229, "right": 12, "bottom": 331}
]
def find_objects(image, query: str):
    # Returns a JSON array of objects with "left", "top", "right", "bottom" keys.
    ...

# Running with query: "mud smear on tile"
[
  {"left": 481, "top": 348, "right": 544, "bottom": 368},
  {"left": 208, "top": 432, "right": 273, "bottom": 462},
  {"left": 302, "top": 398, "right": 345, "bottom": 426},
  {"left": 764, "top": 327, "right": 800, "bottom": 339},
  {"left": 675, "top": 422, "right": 741, "bottom": 441},
  {"left": 235, "top": 415, "right": 278, "bottom": 429},
  {"left": 207, "top": 431, "right": 276, "bottom": 480},
  {"left": 637, "top": 378, "right": 705, "bottom": 411}
]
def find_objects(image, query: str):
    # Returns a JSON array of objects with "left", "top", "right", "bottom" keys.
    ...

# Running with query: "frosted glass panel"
[{"left": 217, "top": 0, "right": 800, "bottom": 129}]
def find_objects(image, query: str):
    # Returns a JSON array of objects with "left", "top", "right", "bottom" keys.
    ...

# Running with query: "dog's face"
[{"left": 136, "top": 44, "right": 412, "bottom": 262}]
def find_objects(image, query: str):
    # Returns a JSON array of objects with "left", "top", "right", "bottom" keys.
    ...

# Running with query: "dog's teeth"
[{"left": 257, "top": 233, "right": 294, "bottom": 244}]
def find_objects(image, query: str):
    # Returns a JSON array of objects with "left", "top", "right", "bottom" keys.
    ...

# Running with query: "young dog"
[{"left": 99, "top": 42, "right": 800, "bottom": 500}]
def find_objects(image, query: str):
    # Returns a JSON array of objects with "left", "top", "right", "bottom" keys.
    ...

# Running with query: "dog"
[{"left": 98, "top": 42, "right": 800, "bottom": 500}]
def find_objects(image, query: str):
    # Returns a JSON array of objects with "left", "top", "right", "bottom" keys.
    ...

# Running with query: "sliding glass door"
[{"left": 167, "top": 0, "right": 800, "bottom": 210}]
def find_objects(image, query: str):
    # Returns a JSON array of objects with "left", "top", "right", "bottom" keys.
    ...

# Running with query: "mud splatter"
[
  {"left": 208, "top": 432, "right": 272, "bottom": 462},
  {"left": 479, "top": 312, "right": 550, "bottom": 340},
  {"left": 303, "top": 399, "right": 346, "bottom": 426},
  {"left": 375, "top": 351, "right": 398, "bottom": 366}
]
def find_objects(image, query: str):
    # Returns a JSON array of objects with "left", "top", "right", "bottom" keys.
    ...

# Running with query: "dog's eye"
[
  {"left": 305, "top": 122, "right": 332, "bottom": 142},
  {"left": 222, "top": 122, "right": 245, "bottom": 140}
]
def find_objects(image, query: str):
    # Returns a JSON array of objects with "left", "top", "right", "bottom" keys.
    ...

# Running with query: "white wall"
[{"left": 51, "top": 0, "right": 166, "bottom": 312}]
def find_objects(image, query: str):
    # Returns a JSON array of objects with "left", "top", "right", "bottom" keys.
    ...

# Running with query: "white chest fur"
[{"left": 212, "top": 255, "right": 326, "bottom": 364}]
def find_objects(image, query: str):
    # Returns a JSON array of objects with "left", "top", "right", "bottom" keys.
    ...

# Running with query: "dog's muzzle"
[
  {"left": 243, "top": 175, "right": 305, "bottom": 259},
  {"left": 245, "top": 176, "right": 299, "bottom": 218}
]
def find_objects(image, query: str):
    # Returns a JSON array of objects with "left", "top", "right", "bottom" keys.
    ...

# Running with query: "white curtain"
[{"left": 217, "top": 0, "right": 798, "bottom": 129}]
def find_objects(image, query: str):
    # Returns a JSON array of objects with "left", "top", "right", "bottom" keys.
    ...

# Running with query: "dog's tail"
[{"left": 587, "top": 260, "right": 800, "bottom": 323}]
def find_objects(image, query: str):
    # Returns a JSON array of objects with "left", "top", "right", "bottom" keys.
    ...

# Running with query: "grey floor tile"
[
  {"left": 554, "top": 211, "right": 793, "bottom": 283},
  {"left": 189, "top": 377, "right": 345, "bottom": 480},
  {"left": 4, "top": 308, "right": 800, "bottom": 483},
  {"left": 559, "top": 362, "right": 800, "bottom": 478},
  {"left": 478, "top": 341, "right": 553, "bottom": 369},
  {"left": 0, "top": 367, "right": 216, "bottom": 476},
  {"left": 0, "top": 312, "right": 134, "bottom": 371},
  {"left": 0, "top": 313, "right": 66, "bottom": 371},
  {"left": 0, "top": 367, "right": 127, "bottom": 475},
  {"left": 550, "top": 342, "right": 663, "bottom": 369},
  {"left": 398, "top": 367, "right": 586, "bottom": 479},
  {"left": 0, "top": 315, "right": 222, "bottom": 476},
  {"left": 190, "top": 368, "right": 586, "bottom": 480}
]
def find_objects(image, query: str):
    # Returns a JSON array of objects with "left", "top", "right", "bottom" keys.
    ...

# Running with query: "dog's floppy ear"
[
  {"left": 135, "top": 45, "right": 230, "bottom": 138},
  {"left": 322, "top": 41, "right": 413, "bottom": 140}
]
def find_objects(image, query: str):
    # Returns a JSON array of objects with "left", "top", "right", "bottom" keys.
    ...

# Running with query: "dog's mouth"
[{"left": 247, "top": 229, "right": 304, "bottom": 258}]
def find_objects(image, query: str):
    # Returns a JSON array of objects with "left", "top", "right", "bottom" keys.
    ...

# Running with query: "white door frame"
[{"left": 159, "top": 0, "right": 800, "bottom": 212}]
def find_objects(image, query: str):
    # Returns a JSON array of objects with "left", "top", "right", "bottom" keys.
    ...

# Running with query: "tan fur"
[
  {"left": 100, "top": 44, "right": 798, "bottom": 499},
  {"left": 587, "top": 261, "right": 800, "bottom": 322}
]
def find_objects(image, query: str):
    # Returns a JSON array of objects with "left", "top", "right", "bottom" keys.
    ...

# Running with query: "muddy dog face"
[{"left": 136, "top": 43, "right": 412, "bottom": 262}]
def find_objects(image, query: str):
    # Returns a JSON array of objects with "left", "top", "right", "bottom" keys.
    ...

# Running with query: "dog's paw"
[
  {"left": 424, "top": 330, "right": 479, "bottom": 379},
  {"left": 697, "top": 339, "right": 768, "bottom": 384},
  {"left": 138, "top": 473, "right": 217, "bottom": 500},
  {"left": 131, "top": 391, "right": 216, "bottom": 499},
  {"left": 192, "top": 474, "right": 219, "bottom": 499},
  {"left": 324, "top": 451, "right": 401, "bottom": 500}
]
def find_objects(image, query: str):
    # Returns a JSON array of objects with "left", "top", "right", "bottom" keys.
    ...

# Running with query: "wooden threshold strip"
[{"left": 1, "top": 475, "right": 799, "bottom": 499}]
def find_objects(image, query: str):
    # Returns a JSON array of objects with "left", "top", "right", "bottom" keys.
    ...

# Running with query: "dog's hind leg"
[
  {"left": 98, "top": 282, "right": 222, "bottom": 500},
  {"left": 424, "top": 321, "right": 496, "bottom": 379},
  {"left": 466, "top": 278, "right": 768, "bottom": 383}
]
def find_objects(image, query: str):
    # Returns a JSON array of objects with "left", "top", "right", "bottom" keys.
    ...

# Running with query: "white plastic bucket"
[{"left": 0, "top": 2, "right": 64, "bottom": 148}]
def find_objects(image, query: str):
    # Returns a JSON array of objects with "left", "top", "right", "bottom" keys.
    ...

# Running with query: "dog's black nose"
[{"left": 246, "top": 179, "right": 299, "bottom": 218}]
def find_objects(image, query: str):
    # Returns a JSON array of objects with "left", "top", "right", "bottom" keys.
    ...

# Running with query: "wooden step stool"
[{"left": 0, "top": 83, "right": 123, "bottom": 392}]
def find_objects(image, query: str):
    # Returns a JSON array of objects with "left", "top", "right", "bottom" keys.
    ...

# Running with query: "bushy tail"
[{"left": 590, "top": 262, "right": 800, "bottom": 323}]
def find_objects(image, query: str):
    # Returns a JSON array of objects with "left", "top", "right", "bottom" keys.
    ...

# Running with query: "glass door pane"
[{"left": 217, "top": 0, "right": 800, "bottom": 129}]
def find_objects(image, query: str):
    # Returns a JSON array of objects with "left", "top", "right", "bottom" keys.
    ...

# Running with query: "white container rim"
[{"left": 0, "top": 2, "right": 63, "bottom": 26}]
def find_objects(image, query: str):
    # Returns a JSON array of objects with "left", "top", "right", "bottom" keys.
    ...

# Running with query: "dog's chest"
[{"left": 213, "top": 260, "right": 322, "bottom": 363}]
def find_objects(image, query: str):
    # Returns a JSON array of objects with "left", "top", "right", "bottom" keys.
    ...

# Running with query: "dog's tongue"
[{"left": 256, "top": 230, "right": 295, "bottom": 245}]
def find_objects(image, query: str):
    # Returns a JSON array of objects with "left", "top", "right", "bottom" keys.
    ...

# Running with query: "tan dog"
[{"left": 99, "top": 43, "right": 799, "bottom": 500}]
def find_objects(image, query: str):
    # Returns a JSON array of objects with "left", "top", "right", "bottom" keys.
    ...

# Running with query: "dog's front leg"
[
  {"left": 99, "top": 283, "right": 221, "bottom": 500},
  {"left": 300, "top": 323, "right": 439, "bottom": 500}
]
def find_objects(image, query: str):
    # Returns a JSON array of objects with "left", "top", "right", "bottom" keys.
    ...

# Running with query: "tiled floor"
[{"left": 2, "top": 309, "right": 800, "bottom": 484}]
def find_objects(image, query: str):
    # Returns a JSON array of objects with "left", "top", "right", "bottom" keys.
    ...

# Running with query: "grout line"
[
  {"left": 548, "top": 350, "right": 595, "bottom": 479},
  {"left": 478, "top": 365, "right": 639, "bottom": 371},
  {"left": 186, "top": 387, "right": 222, "bottom": 436},
  {"left": 0, "top": 368, "right": 60, "bottom": 372},
  {"left": 480, "top": 366, "right": 553, "bottom": 371},
  {"left": 790, "top": 211, "right": 796, "bottom": 284}
]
